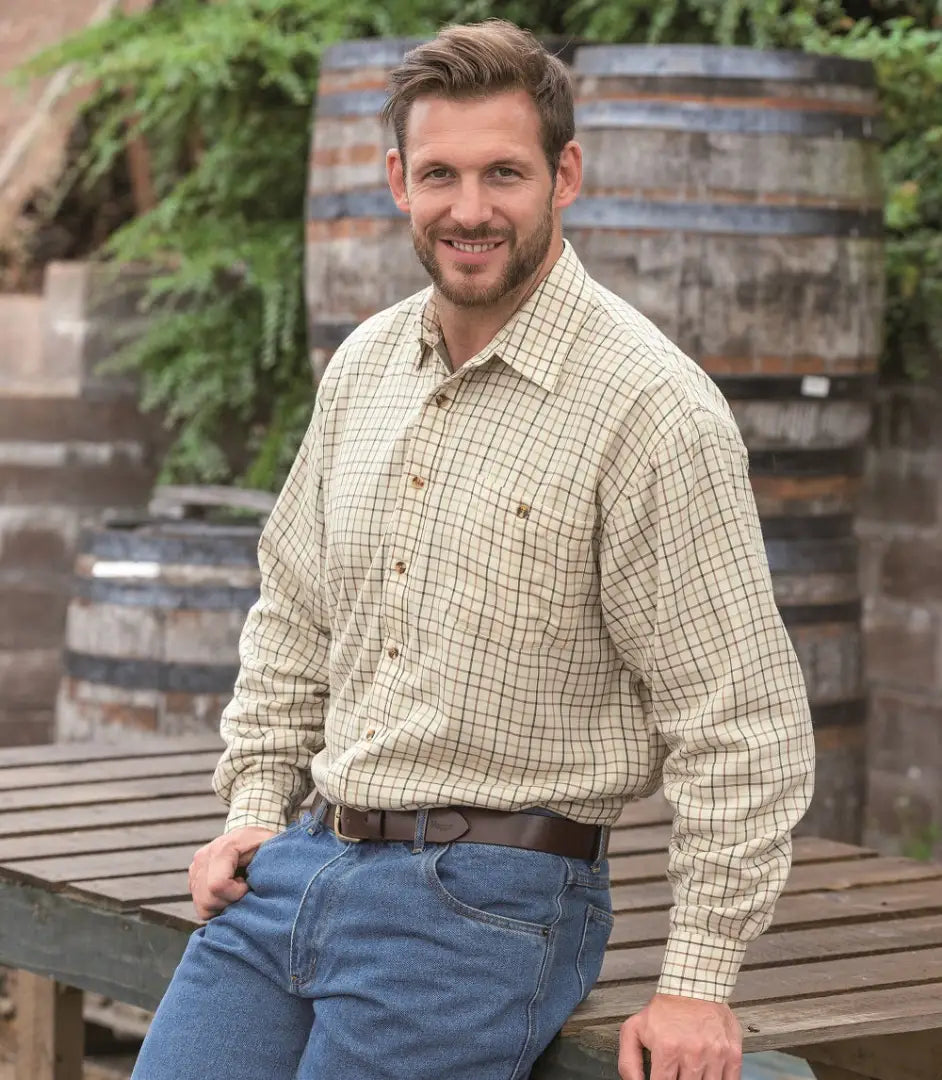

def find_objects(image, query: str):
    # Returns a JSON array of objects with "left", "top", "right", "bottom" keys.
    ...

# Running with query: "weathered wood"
[
  {"left": 148, "top": 484, "right": 276, "bottom": 519},
  {"left": 609, "top": 879, "right": 942, "bottom": 946},
  {"left": 0, "top": 749, "right": 221, "bottom": 791},
  {"left": 65, "top": 869, "right": 189, "bottom": 909},
  {"left": 610, "top": 856, "right": 942, "bottom": 910},
  {"left": 7, "top": 843, "right": 203, "bottom": 886},
  {"left": 600, "top": 915, "right": 942, "bottom": 983},
  {"left": 0, "top": 815, "right": 222, "bottom": 862},
  {"left": 0, "top": 770, "right": 212, "bottom": 811},
  {"left": 0, "top": 793, "right": 222, "bottom": 837},
  {"left": 138, "top": 899, "right": 201, "bottom": 930},
  {"left": 794, "top": 1028, "right": 942, "bottom": 1080},
  {"left": 575, "top": 946, "right": 942, "bottom": 1023},
  {"left": 13, "top": 972, "right": 84, "bottom": 1080},
  {"left": 0, "top": 877, "right": 187, "bottom": 1010},
  {"left": 0, "top": 733, "right": 222, "bottom": 769},
  {"left": 564, "top": 984, "right": 942, "bottom": 1056}
]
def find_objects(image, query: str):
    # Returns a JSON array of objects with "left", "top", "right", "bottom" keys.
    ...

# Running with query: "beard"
[{"left": 411, "top": 196, "right": 554, "bottom": 309}]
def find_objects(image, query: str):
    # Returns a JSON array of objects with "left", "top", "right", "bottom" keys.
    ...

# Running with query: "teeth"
[{"left": 451, "top": 241, "right": 498, "bottom": 253}]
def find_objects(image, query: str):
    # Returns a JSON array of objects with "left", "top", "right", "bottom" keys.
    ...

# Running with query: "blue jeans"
[{"left": 131, "top": 804, "right": 614, "bottom": 1080}]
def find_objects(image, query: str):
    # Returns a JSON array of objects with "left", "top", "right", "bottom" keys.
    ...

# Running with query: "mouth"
[{"left": 439, "top": 238, "right": 505, "bottom": 265}]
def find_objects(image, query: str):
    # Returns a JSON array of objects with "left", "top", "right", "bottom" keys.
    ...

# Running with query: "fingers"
[
  {"left": 618, "top": 1020, "right": 648, "bottom": 1080},
  {"left": 187, "top": 828, "right": 275, "bottom": 919}
]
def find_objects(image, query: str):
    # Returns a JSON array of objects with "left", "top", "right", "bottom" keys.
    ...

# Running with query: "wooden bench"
[{"left": 0, "top": 734, "right": 940, "bottom": 1080}]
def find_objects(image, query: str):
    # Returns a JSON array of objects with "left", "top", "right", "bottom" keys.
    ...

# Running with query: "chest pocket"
[{"left": 442, "top": 475, "right": 594, "bottom": 653}]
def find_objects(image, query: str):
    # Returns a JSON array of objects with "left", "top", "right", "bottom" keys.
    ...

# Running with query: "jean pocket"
[
  {"left": 246, "top": 814, "right": 310, "bottom": 880},
  {"left": 423, "top": 843, "right": 565, "bottom": 936},
  {"left": 576, "top": 904, "right": 615, "bottom": 1002}
]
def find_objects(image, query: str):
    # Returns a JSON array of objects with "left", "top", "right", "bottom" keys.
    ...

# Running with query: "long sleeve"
[
  {"left": 212, "top": 392, "right": 331, "bottom": 833},
  {"left": 600, "top": 406, "right": 815, "bottom": 1002}
]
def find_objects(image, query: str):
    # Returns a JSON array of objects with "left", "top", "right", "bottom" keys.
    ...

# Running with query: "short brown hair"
[{"left": 381, "top": 20, "right": 574, "bottom": 176}]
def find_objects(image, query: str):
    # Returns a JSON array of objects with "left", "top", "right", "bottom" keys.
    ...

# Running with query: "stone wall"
[
  {"left": 859, "top": 384, "right": 942, "bottom": 859},
  {"left": 0, "top": 261, "right": 163, "bottom": 747}
]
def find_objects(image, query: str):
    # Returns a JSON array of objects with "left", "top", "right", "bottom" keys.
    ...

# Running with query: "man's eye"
[
  {"left": 493, "top": 167, "right": 519, "bottom": 179},
  {"left": 425, "top": 168, "right": 450, "bottom": 180}
]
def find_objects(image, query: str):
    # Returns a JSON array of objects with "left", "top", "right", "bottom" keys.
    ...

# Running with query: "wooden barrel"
[
  {"left": 306, "top": 36, "right": 580, "bottom": 383},
  {"left": 55, "top": 520, "right": 261, "bottom": 742},
  {"left": 571, "top": 45, "right": 884, "bottom": 842}
]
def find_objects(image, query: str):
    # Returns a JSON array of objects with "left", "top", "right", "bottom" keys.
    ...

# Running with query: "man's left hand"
[{"left": 618, "top": 992, "right": 742, "bottom": 1080}]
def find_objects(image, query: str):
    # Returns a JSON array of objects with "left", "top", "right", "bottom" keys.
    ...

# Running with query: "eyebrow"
[{"left": 414, "top": 156, "right": 532, "bottom": 174}]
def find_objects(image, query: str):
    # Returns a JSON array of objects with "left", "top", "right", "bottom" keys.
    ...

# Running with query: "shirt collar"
[{"left": 413, "top": 240, "right": 593, "bottom": 394}]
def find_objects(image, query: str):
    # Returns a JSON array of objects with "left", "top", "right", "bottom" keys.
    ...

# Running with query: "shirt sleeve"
[
  {"left": 599, "top": 407, "right": 815, "bottom": 1002},
  {"left": 212, "top": 391, "right": 331, "bottom": 833}
]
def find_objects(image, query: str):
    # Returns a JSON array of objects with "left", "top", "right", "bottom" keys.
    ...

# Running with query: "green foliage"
[{"left": 18, "top": 0, "right": 942, "bottom": 488}]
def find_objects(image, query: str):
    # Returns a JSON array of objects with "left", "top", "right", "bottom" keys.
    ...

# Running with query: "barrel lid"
[{"left": 574, "top": 44, "right": 876, "bottom": 86}]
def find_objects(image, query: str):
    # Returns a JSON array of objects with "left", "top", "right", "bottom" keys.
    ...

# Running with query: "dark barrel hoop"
[{"left": 56, "top": 521, "right": 262, "bottom": 742}]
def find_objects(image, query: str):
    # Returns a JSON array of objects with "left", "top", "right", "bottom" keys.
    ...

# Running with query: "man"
[{"left": 131, "top": 20, "right": 814, "bottom": 1080}]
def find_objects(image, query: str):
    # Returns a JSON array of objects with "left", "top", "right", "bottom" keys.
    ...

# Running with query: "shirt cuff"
[
  {"left": 656, "top": 928, "right": 747, "bottom": 1002},
  {"left": 223, "top": 785, "right": 293, "bottom": 835}
]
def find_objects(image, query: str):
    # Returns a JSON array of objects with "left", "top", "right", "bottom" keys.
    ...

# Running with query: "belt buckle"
[{"left": 333, "top": 805, "right": 363, "bottom": 843}]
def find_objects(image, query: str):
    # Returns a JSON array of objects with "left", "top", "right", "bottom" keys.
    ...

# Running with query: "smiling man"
[{"left": 131, "top": 20, "right": 814, "bottom": 1080}]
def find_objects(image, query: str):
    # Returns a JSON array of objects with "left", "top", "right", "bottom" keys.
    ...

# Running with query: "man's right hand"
[{"left": 188, "top": 826, "right": 278, "bottom": 920}]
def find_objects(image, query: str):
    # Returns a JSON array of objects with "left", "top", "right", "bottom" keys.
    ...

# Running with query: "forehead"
[{"left": 404, "top": 90, "right": 544, "bottom": 165}]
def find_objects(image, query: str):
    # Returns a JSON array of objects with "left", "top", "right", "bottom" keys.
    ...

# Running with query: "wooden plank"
[
  {"left": 608, "top": 880, "right": 942, "bottom": 947},
  {"left": 614, "top": 796, "right": 672, "bottom": 827},
  {"left": 600, "top": 915, "right": 942, "bottom": 983},
  {"left": 571, "top": 946, "right": 942, "bottom": 1025},
  {"left": 65, "top": 869, "right": 190, "bottom": 909},
  {"left": 562, "top": 984, "right": 942, "bottom": 1056},
  {"left": 605, "top": 825, "right": 671, "bottom": 856},
  {"left": 3, "top": 843, "right": 204, "bottom": 885},
  {"left": 0, "top": 750, "right": 221, "bottom": 791},
  {"left": 0, "top": 816, "right": 223, "bottom": 862},
  {"left": 14, "top": 972, "right": 83, "bottom": 1080},
  {"left": 0, "top": 734, "right": 222, "bottom": 769},
  {"left": 0, "top": 876, "right": 188, "bottom": 1011},
  {"left": 139, "top": 899, "right": 202, "bottom": 930},
  {"left": 610, "top": 856, "right": 942, "bottom": 908},
  {"left": 806, "top": 1067, "right": 876, "bottom": 1080},
  {"left": 0, "top": 793, "right": 223, "bottom": 838},
  {"left": 0, "top": 771, "right": 212, "bottom": 811},
  {"left": 793, "top": 1029, "right": 942, "bottom": 1080}
]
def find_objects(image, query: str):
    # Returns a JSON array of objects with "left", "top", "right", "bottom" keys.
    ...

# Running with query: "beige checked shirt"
[{"left": 214, "top": 240, "right": 814, "bottom": 1002}]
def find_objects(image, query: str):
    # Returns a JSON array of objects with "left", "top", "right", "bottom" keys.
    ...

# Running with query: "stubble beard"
[{"left": 412, "top": 196, "right": 555, "bottom": 309}]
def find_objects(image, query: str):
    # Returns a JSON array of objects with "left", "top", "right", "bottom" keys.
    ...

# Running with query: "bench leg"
[{"left": 14, "top": 971, "right": 84, "bottom": 1080}]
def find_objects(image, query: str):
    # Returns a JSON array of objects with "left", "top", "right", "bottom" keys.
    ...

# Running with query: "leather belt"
[{"left": 314, "top": 798, "right": 609, "bottom": 862}]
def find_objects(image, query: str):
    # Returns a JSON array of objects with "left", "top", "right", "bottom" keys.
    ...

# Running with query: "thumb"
[{"left": 618, "top": 1021, "right": 647, "bottom": 1080}]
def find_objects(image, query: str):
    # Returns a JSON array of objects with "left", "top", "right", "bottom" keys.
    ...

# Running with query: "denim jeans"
[{"left": 131, "top": 803, "right": 614, "bottom": 1080}]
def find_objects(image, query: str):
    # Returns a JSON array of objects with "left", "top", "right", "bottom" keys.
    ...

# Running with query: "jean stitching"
[
  {"left": 575, "top": 904, "right": 615, "bottom": 1004},
  {"left": 508, "top": 872, "right": 568, "bottom": 1080},
  {"left": 423, "top": 844, "right": 550, "bottom": 937},
  {"left": 287, "top": 843, "right": 351, "bottom": 990}
]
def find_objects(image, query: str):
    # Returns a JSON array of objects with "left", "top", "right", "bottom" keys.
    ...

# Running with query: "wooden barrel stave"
[{"left": 56, "top": 522, "right": 260, "bottom": 743}]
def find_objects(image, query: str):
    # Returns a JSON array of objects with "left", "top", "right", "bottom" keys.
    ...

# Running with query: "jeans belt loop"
[
  {"left": 591, "top": 825, "right": 611, "bottom": 871},
  {"left": 411, "top": 809, "right": 429, "bottom": 854},
  {"left": 333, "top": 805, "right": 364, "bottom": 843}
]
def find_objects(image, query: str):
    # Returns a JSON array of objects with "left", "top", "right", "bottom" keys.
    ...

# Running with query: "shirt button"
[
  {"left": 434, "top": 393, "right": 450, "bottom": 408},
  {"left": 410, "top": 476, "right": 426, "bottom": 489},
  {"left": 394, "top": 561, "right": 407, "bottom": 574},
  {"left": 387, "top": 646, "right": 399, "bottom": 658},
  {"left": 365, "top": 728, "right": 376, "bottom": 740},
  {"left": 516, "top": 504, "right": 530, "bottom": 519}
]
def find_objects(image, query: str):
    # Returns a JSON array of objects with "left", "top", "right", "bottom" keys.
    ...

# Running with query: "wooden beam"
[
  {"left": 796, "top": 1028, "right": 942, "bottom": 1080},
  {"left": 807, "top": 1067, "right": 877, "bottom": 1080},
  {"left": 14, "top": 972, "right": 83, "bottom": 1080}
]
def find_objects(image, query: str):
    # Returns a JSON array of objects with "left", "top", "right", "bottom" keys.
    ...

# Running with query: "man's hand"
[
  {"left": 618, "top": 993, "right": 742, "bottom": 1080},
  {"left": 188, "top": 826, "right": 278, "bottom": 920}
]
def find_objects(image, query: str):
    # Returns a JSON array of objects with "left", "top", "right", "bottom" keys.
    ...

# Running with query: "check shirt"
[{"left": 214, "top": 240, "right": 815, "bottom": 1002}]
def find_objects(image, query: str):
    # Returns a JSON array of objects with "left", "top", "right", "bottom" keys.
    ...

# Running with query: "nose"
[{"left": 450, "top": 179, "right": 492, "bottom": 231}]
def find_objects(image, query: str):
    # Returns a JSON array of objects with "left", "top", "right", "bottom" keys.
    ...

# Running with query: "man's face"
[{"left": 388, "top": 91, "right": 559, "bottom": 309}]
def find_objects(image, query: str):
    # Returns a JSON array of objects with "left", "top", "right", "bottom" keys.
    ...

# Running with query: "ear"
[
  {"left": 552, "top": 140, "right": 582, "bottom": 211},
  {"left": 387, "top": 149, "right": 409, "bottom": 213}
]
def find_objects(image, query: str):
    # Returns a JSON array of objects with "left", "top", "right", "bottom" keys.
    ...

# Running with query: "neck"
[{"left": 437, "top": 236, "right": 564, "bottom": 369}]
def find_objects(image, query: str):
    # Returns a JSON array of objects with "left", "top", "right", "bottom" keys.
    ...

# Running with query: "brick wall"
[
  {"left": 859, "top": 385, "right": 942, "bottom": 859},
  {"left": 0, "top": 261, "right": 163, "bottom": 747}
]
